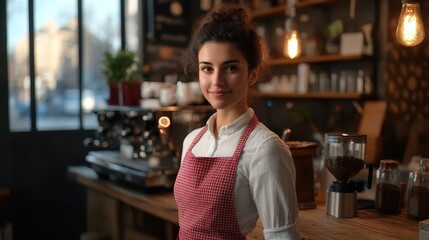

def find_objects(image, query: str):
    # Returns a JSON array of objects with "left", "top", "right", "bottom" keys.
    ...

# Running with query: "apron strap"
[
  {"left": 187, "top": 115, "right": 259, "bottom": 158},
  {"left": 188, "top": 125, "right": 208, "bottom": 150},
  {"left": 232, "top": 115, "right": 258, "bottom": 159}
]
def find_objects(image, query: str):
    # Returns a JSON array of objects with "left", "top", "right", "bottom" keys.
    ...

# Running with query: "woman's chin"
[{"left": 208, "top": 103, "right": 226, "bottom": 110}]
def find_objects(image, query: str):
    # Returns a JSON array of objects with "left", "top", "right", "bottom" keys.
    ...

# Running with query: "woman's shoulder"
[
  {"left": 246, "top": 122, "right": 290, "bottom": 154},
  {"left": 244, "top": 122, "right": 295, "bottom": 176},
  {"left": 251, "top": 122, "right": 283, "bottom": 144}
]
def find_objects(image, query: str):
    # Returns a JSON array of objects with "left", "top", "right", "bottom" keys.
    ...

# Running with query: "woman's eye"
[
  {"left": 200, "top": 66, "right": 213, "bottom": 73},
  {"left": 225, "top": 65, "right": 238, "bottom": 72}
]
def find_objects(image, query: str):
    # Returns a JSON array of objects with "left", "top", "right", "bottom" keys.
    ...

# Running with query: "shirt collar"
[{"left": 206, "top": 108, "right": 254, "bottom": 136}]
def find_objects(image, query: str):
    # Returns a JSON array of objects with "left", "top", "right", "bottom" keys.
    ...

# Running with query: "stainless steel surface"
[
  {"left": 326, "top": 191, "right": 357, "bottom": 218},
  {"left": 86, "top": 150, "right": 177, "bottom": 189}
]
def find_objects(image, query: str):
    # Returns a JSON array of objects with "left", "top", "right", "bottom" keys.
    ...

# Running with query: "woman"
[{"left": 174, "top": 4, "right": 301, "bottom": 240}]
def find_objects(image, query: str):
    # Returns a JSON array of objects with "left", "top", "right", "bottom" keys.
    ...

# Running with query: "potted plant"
[
  {"left": 323, "top": 19, "right": 343, "bottom": 54},
  {"left": 101, "top": 49, "right": 141, "bottom": 106}
]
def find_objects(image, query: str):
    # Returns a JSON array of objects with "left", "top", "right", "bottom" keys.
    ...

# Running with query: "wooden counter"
[{"left": 69, "top": 166, "right": 420, "bottom": 240}]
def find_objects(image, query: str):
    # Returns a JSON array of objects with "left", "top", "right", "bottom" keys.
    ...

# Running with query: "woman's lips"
[{"left": 209, "top": 90, "right": 230, "bottom": 97}]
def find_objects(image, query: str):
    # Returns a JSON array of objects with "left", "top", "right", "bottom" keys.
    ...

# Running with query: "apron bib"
[{"left": 174, "top": 116, "right": 258, "bottom": 240}]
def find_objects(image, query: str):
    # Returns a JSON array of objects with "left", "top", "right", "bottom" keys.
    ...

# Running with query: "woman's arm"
[{"left": 249, "top": 135, "right": 302, "bottom": 240}]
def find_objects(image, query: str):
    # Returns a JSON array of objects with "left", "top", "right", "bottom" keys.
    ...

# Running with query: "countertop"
[{"left": 68, "top": 166, "right": 420, "bottom": 240}]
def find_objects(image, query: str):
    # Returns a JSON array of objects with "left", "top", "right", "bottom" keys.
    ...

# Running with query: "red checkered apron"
[{"left": 174, "top": 115, "right": 258, "bottom": 240}]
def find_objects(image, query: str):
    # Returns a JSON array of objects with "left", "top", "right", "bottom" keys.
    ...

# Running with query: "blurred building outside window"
[{"left": 7, "top": 0, "right": 139, "bottom": 131}]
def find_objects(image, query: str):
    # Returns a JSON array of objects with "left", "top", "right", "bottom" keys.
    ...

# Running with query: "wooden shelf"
[
  {"left": 250, "top": 0, "right": 340, "bottom": 19},
  {"left": 253, "top": 92, "right": 366, "bottom": 100},
  {"left": 295, "top": 0, "right": 340, "bottom": 8},
  {"left": 249, "top": 0, "right": 375, "bottom": 102},
  {"left": 267, "top": 54, "right": 370, "bottom": 66},
  {"left": 251, "top": 5, "right": 285, "bottom": 19}
]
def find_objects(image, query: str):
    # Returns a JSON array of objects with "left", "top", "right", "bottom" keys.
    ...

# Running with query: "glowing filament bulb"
[
  {"left": 396, "top": 2, "right": 425, "bottom": 47},
  {"left": 284, "top": 30, "right": 301, "bottom": 59}
]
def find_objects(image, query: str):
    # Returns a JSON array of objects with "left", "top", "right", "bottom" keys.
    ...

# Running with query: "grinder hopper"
[{"left": 324, "top": 133, "right": 371, "bottom": 218}]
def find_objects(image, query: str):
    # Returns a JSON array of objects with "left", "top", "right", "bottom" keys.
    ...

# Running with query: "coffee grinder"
[{"left": 324, "top": 133, "right": 370, "bottom": 218}]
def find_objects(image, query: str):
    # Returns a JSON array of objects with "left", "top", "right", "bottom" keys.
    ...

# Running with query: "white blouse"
[{"left": 180, "top": 108, "right": 302, "bottom": 240}]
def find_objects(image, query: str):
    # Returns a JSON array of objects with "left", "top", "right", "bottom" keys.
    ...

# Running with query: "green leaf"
[{"left": 101, "top": 49, "right": 141, "bottom": 84}]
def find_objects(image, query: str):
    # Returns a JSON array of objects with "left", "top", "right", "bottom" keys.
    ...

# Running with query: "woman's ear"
[{"left": 249, "top": 68, "right": 259, "bottom": 86}]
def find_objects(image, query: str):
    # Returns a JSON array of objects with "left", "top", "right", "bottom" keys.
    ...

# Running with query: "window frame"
[{"left": 3, "top": 0, "right": 129, "bottom": 133}]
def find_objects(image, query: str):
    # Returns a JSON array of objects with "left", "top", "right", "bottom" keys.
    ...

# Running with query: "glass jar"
[
  {"left": 375, "top": 160, "right": 401, "bottom": 214},
  {"left": 406, "top": 158, "right": 429, "bottom": 220},
  {"left": 323, "top": 133, "right": 366, "bottom": 183}
]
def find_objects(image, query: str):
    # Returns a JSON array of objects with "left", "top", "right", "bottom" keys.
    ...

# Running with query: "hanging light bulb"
[
  {"left": 283, "top": 0, "right": 301, "bottom": 59},
  {"left": 396, "top": 0, "right": 425, "bottom": 47},
  {"left": 283, "top": 19, "right": 301, "bottom": 59}
]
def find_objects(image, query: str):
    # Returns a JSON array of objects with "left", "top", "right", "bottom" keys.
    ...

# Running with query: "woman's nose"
[{"left": 212, "top": 70, "right": 225, "bottom": 85}]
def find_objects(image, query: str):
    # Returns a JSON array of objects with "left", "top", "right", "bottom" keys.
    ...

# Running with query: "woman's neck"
[{"left": 213, "top": 106, "right": 248, "bottom": 138}]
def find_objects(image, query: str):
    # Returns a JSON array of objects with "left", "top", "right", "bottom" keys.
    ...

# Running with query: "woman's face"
[{"left": 197, "top": 41, "right": 257, "bottom": 112}]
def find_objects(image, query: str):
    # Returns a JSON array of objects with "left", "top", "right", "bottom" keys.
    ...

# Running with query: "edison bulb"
[
  {"left": 284, "top": 30, "right": 301, "bottom": 59},
  {"left": 396, "top": 2, "right": 425, "bottom": 47}
]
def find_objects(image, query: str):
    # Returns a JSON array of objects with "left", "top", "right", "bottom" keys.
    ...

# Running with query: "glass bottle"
[
  {"left": 375, "top": 160, "right": 401, "bottom": 214},
  {"left": 406, "top": 158, "right": 429, "bottom": 220}
]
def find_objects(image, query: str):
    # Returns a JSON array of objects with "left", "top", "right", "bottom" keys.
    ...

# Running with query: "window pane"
[
  {"left": 34, "top": 0, "right": 79, "bottom": 130},
  {"left": 8, "top": 0, "right": 30, "bottom": 131},
  {"left": 126, "top": 0, "right": 140, "bottom": 52},
  {"left": 82, "top": 0, "right": 121, "bottom": 129}
]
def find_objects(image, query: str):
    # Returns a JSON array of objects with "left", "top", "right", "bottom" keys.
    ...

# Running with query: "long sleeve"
[{"left": 247, "top": 133, "right": 301, "bottom": 239}]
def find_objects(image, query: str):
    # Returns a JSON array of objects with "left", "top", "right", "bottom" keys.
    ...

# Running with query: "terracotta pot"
[{"left": 119, "top": 82, "right": 141, "bottom": 106}]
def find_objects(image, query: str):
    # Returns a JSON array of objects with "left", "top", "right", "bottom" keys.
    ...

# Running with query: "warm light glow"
[
  {"left": 158, "top": 116, "right": 171, "bottom": 128},
  {"left": 284, "top": 30, "right": 301, "bottom": 59},
  {"left": 396, "top": 2, "right": 425, "bottom": 47},
  {"left": 82, "top": 95, "right": 95, "bottom": 112}
]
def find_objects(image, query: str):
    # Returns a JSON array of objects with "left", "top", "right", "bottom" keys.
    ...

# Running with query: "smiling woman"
[{"left": 174, "top": 4, "right": 301, "bottom": 240}]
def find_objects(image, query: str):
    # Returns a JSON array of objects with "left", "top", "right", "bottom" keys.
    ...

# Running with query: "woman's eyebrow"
[
  {"left": 198, "top": 59, "right": 241, "bottom": 66},
  {"left": 199, "top": 60, "right": 240, "bottom": 65},
  {"left": 223, "top": 60, "right": 240, "bottom": 64}
]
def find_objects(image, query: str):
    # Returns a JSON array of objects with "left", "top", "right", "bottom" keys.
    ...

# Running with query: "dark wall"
[
  {"left": 0, "top": 1, "right": 91, "bottom": 238},
  {"left": 251, "top": 97, "right": 361, "bottom": 142},
  {"left": 382, "top": 0, "right": 429, "bottom": 162},
  {"left": 0, "top": 131, "right": 92, "bottom": 240}
]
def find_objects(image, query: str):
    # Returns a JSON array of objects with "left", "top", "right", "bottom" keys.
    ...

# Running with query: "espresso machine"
[
  {"left": 84, "top": 105, "right": 214, "bottom": 192},
  {"left": 324, "top": 133, "right": 371, "bottom": 218}
]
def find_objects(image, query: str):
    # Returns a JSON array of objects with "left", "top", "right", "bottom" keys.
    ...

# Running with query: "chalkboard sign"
[
  {"left": 147, "top": 0, "right": 190, "bottom": 46},
  {"left": 146, "top": 44, "right": 183, "bottom": 72}
]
